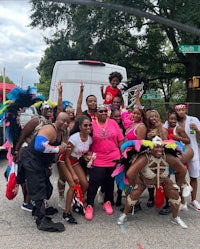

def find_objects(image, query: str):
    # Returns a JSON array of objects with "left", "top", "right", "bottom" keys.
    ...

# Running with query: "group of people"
[{"left": 7, "top": 71, "right": 200, "bottom": 232}]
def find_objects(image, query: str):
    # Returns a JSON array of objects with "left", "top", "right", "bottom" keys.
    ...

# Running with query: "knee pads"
[
  {"left": 127, "top": 194, "right": 138, "bottom": 206},
  {"left": 169, "top": 196, "right": 181, "bottom": 207}
]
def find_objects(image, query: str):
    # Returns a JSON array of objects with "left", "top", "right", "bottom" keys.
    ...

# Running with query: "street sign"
[
  {"left": 178, "top": 45, "right": 200, "bottom": 53},
  {"left": 142, "top": 93, "right": 161, "bottom": 100}
]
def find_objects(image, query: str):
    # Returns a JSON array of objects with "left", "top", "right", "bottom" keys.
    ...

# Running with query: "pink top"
[
  {"left": 92, "top": 118, "right": 124, "bottom": 167},
  {"left": 121, "top": 111, "right": 133, "bottom": 130},
  {"left": 125, "top": 123, "right": 142, "bottom": 140}
]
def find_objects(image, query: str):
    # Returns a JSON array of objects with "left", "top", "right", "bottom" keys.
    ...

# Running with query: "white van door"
[{"left": 49, "top": 60, "right": 128, "bottom": 111}]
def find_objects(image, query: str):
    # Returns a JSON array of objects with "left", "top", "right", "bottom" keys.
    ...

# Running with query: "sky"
[{"left": 0, "top": 0, "right": 51, "bottom": 88}]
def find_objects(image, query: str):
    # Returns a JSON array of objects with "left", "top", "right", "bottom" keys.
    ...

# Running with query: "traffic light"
[
  {"left": 186, "top": 77, "right": 200, "bottom": 88},
  {"left": 192, "top": 76, "right": 200, "bottom": 88}
]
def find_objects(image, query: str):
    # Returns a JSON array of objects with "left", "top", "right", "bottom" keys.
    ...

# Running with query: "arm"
[
  {"left": 118, "top": 90, "right": 125, "bottom": 108},
  {"left": 175, "top": 126, "right": 191, "bottom": 144},
  {"left": 100, "top": 84, "right": 105, "bottom": 99},
  {"left": 136, "top": 124, "right": 147, "bottom": 140},
  {"left": 56, "top": 81, "right": 63, "bottom": 116},
  {"left": 34, "top": 125, "right": 66, "bottom": 154},
  {"left": 126, "top": 154, "right": 148, "bottom": 186},
  {"left": 65, "top": 142, "right": 79, "bottom": 183},
  {"left": 15, "top": 117, "right": 39, "bottom": 152},
  {"left": 190, "top": 118, "right": 200, "bottom": 137},
  {"left": 76, "top": 81, "right": 84, "bottom": 118},
  {"left": 156, "top": 121, "right": 168, "bottom": 140}
]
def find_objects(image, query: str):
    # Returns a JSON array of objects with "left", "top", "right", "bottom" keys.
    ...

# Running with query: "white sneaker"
[
  {"left": 179, "top": 202, "right": 188, "bottom": 211},
  {"left": 58, "top": 197, "right": 65, "bottom": 210},
  {"left": 182, "top": 184, "right": 193, "bottom": 198},
  {"left": 117, "top": 213, "right": 127, "bottom": 225},
  {"left": 97, "top": 189, "right": 104, "bottom": 204},
  {"left": 189, "top": 200, "right": 200, "bottom": 211},
  {"left": 171, "top": 216, "right": 188, "bottom": 229}
]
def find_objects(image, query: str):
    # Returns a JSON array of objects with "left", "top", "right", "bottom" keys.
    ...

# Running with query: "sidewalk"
[{"left": 0, "top": 157, "right": 200, "bottom": 249}]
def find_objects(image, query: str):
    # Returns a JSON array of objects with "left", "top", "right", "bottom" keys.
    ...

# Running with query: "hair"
[
  {"left": 133, "top": 106, "right": 147, "bottom": 127},
  {"left": 145, "top": 109, "right": 161, "bottom": 130},
  {"left": 166, "top": 107, "right": 178, "bottom": 120},
  {"left": 109, "top": 71, "right": 123, "bottom": 83},
  {"left": 69, "top": 115, "right": 91, "bottom": 136},
  {"left": 110, "top": 107, "right": 120, "bottom": 116},
  {"left": 86, "top": 95, "right": 97, "bottom": 102}
]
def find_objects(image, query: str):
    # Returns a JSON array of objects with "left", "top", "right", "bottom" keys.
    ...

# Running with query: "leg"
[
  {"left": 85, "top": 167, "right": 105, "bottom": 220},
  {"left": 87, "top": 167, "right": 105, "bottom": 207},
  {"left": 118, "top": 177, "right": 146, "bottom": 225},
  {"left": 190, "top": 177, "right": 198, "bottom": 201},
  {"left": 147, "top": 187, "right": 155, "bottom": 207},
  {"left": 104, "top": 167, "right": 115, "bottom": 204},
  {"left": 188, "top": 160, "right": 200, "bottom": 211},
  {"left": 57, "top": 161, "right": 66, "bottom": 199},
  {"left": 163, "top": 178, "right": 187, "bottom": 228},
  {"left": 73, "top": 164, "right": 89, "bottom": 195}
]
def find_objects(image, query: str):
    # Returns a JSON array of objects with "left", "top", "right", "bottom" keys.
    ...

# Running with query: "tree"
[
  {"left": 0, "top": 76, "right": 14, "bottom": 84},
  {"left": 29, "top": 0, "right": 200, "bottom": 116}
]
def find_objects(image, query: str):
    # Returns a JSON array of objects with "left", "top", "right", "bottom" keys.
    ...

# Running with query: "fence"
[{"left": 141, "top": 101, "right": 200, "bottom": 121}]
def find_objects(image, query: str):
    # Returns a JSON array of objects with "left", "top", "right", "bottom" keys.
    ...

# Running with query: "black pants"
[{"left": 87, "top": 166, "right": 115, "bottom": 206}]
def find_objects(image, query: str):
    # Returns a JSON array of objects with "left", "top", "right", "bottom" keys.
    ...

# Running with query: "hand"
[
  {"left": 80, "top": 81, "right": 84, "bottom": 92},
  {"left": 100, "top": 84, "right": 104, "bottom": 91},
  {"left": 190, "top": 123, "right": 197, "bottom": 131},
  {"left": 58, "top": 144, "right": 68, "bottom": 154},
  {"left": 72, "top": 173, "right": 79, "bottom": 184},
  {"left": 57, "top": 81, "right": 62, "bottom": 94}
]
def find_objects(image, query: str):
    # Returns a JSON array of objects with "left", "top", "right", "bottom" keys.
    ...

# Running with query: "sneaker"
[
  {"left": 103, "top": 201, "right": 113, "bottom": 215},
  {"left": 63, "top": 212, "right": 77, "bottom": 224},
  {"left": 97, "top": 189, "right": 104, "bottom": 204},
  {"left": 179, "top": 202, "right": 188, "bottom": 211},
  {"left": 72, "top": 204, "right": 85, "bottom": 215},
  {"left": 37, "top": 216, "right": 65, "bottom": 232},
  {"left": 182, "top": 184, "right": 193, "bottom": 198},
  {"left": 58, "top": 197, "right": 65, "bottom": 210},
  {"left": 117, "top": 213, "right": 127, "bottom": 225},
  {"left": 189, "top": 200, "right": 200, "bottom": 211},
  {"left": 171, "top": 216, "right": 188, "bottom": 229},
  {"left": 21, "top": 202, "right": 34, "bottom": 212},
  {"left": 159, "top": 205, "right": 171, "bottom": 215},
  {"left": 85, "top": 205, "right": 93, "bottom": 220},
  {"left": 146, "top": 198, "right": 154, "bottom": 208}
]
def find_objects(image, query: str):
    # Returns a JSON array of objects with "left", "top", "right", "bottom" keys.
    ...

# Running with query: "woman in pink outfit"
[{"left": 85, "top": 104, "right": 124, "bottom": 220}]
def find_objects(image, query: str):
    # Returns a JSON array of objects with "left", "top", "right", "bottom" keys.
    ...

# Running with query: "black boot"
[
  {"left": 115, "top": 189, "right": 122, "bottom": 207},
  {"left": 36, "top": 216, "right": 65, "bottom": 232}
]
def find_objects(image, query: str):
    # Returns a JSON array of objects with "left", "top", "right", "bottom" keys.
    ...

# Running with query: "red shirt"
[{"left": 103, "top": 85, "right": 120, "bottom": 105}]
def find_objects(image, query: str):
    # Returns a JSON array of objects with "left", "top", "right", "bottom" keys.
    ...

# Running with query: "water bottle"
[{"left": 190, "top": 118, "right": 195, "bottom": 134}]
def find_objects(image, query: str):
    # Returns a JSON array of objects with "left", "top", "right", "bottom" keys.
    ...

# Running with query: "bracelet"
[{"left": 14, "top": 151, "right": 18, "bottom": 155}]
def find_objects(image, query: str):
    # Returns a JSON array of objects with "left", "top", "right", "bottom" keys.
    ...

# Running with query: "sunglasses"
[
  {"left": 44, "top": 108, "right": 52, "bottom": 111},
  {"left": 98, "top": 109, "right": 108, "bottom": 113},
  {"left": 83, "top": 124, "right": 92, "bottom": 127}
]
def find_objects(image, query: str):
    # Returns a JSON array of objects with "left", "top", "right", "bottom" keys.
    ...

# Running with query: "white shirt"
[{"left": 69, "top": 132, "right": 92, "bottom": 159}]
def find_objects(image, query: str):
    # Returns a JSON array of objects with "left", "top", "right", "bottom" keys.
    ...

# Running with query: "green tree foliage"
[
  {"left": 29, "top": 0, "right": 200, "bottom": 115},
  {"left": 0, "top": 76, "right": 14, "bottom": 84}
]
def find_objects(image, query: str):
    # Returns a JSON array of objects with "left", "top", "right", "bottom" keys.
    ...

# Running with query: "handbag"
[{"left": 6, "top": 162, "right": 19, "bottom": 200}]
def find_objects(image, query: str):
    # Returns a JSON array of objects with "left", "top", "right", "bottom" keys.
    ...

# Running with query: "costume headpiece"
[
  {"left": 97, "top": 104, "right": 108, "bottom": 110},
  {"left": 174, "top": 104, "right": 187, "bottom": 110}
]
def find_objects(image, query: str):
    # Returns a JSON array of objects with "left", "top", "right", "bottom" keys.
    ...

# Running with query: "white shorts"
[{"left": 188, "top": 160, "right": 200, "bottom": 178}]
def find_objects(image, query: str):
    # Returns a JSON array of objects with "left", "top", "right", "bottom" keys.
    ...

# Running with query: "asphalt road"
[{"left": 0, "top": 152, "right": 200, "bottom": 249}]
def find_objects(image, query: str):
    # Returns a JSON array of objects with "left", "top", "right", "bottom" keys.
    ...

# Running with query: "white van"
[{"left": 49, "top": 60, "right": 128, "bottom": 110}]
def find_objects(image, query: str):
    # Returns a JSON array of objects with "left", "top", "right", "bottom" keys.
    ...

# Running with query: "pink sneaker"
[
  {"left": 103, "top": 201, "right": 113, "bottom": 215},
  {"left": 85, "top": 205, "right": 93, "bottom": 220}
]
